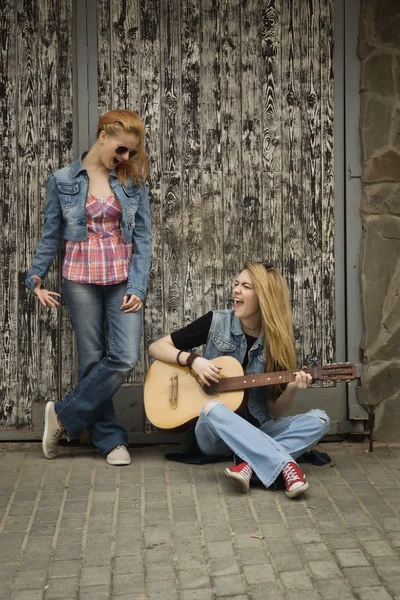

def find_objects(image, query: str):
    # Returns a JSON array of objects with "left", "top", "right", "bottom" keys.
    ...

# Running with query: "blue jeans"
[
  {"left": 54, "top": 279, "right": 142, "bottom": 454},
  {"left": 195, "top": 402, "right": 330, "bottom": 488}
]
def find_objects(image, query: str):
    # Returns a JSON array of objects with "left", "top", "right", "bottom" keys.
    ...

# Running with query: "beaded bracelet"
[{"left": 176, "top": 350, "right": 186, "bottom": 366}]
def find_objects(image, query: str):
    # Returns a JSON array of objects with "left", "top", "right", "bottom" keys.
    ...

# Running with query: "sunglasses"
[{"left": 106, "top": 133, "right": 137, "bottom": 158}]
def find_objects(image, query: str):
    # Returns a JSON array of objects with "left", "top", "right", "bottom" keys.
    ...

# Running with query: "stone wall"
[{"left": 359, "top": 0, "right": 400, "bottom": 441}]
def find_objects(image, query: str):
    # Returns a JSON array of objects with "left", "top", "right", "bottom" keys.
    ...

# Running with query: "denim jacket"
[
  {"left": 25, "top": 153, "right": 152, "bottom": 300},
  {"left": 203, "top": 310, "right": 273, "bottom": 425}
]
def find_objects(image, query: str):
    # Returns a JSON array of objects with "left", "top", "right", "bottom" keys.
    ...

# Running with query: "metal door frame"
[{"left": 1, "top": 0, "right": 365, "bottom": 442}]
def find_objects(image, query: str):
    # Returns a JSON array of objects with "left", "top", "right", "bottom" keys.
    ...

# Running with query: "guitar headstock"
[{"left": 312, "top": 363, "right": 357, "bottom": 382}]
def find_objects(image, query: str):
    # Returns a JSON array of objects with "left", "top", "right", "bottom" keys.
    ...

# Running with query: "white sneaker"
[
  {"left": 107, "top": 445, "right": 131, "bottom": 466},
  {"left": 43, "top": 402, "right": 65, "bottom": 459}
]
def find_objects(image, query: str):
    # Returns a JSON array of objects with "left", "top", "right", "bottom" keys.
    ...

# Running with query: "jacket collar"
[
  {"left": 69, "top": 152, "right": 119, "bottom": 179},
  {"left": 230, "top": 310, "right": 264, "bottom": 349}
]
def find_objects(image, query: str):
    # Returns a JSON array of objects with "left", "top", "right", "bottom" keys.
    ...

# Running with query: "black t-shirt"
[{"left": 170, "top": 311, "right": 257, "bottom": 370}]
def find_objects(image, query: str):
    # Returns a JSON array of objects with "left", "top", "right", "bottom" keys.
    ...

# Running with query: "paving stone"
[
  {"left": 280, "top": 570, "right": 314, "bottom": 590},
  {"left": 301, "top": 542, "right": 333, "bottom": 561},
  {"left": 342, "top": 566, "right": 381, "bottom": 587},
  {"left": 213, "top": 575, "right": 246, "bottom": 597},
  {"left": 146, "top": 565, "right": 175, "bottom": 583},
  {"left": 242, "top": 564, "right": 276, "bottom": 584},
  {"left": 273, "top": 552, "right": 304, "bottom": 572},
  {"left": 315, "top": 577, "right": 357, "bottom": 599},
  {"left": 202, "top": 526, "right": 232, "bottom": 543},
  {"left": 80, "top": 566, "right": 111, "bottom": 587},
  {"left": 206, "top": 541, "right": 235, "bottom": 559},
  {"left": 287, "top": 592, "right": 321, "bottom": 600},
  {"left": 79, "top": 585, "right": 111, "bottom": 600},
  {"left": 335, "top": 548, "right": 371, "bottom": 567},
  {"left": 249, "top": 583, "right": 285, "bottom": 600},
  {"left": 209, "top": 558, "right": 241, "bottom": 577},
  {"left": 385, "top": 577, "right": 400, "bottom": 597},
  {"left": 3, "top": 515, "right": 31, "bottom": 531},
  {"left": 237, "top": 547, "right": 271, "bottom": 565},
  {"left": 109, "top": 596, "right": 145, "bottom": 600},
  {"left": 53, "top": 544, "right": 82, "bottom": 561},
  {"left": 14, "top": 568, "right": 47, "bottom": 590},
  {"left": 325, "top": 534, "right": 360, "bottom": 550},
  {"left": 353, "top": 588, "right": 395, "bottom": 600},
  {"left": 362, "top": 540, "right": 396, "bottom": 557},
  {"left": 44, "top": 576, "right": 79, "bottom": 599},
  {"left": 49, "top": 559, "right": 80, "bottom": 578},
  {"left": 180, "top": 591, "right": 213, "bottom": 600},
  {"left": 293, "top": 528, "right": 324, "bottom": 544},
  {"left": 8, "top": 502, "right": 35, "bottom": 516},
  {"left": 113, "top": 573, "right": 145, "bottom": 596},
  {"left": 373, "top": 556, "right": 400, "bottom": 577},
  {"left": 11, "top": 591, "right": 45, "bottom": 600},
  {"left": 147, "top": 580, "right": 178, "bottom": 595},
  {"left": 308, "top": 560, "right": 343, "bottom": 579},
  {"left": 179, "top": 569, "right": 210, "bottom": 590},
  {"left": 29, "top": 521, "right": 57, "bottom": 537},
  {"left": 353, "top": 528, "right": 384, "bottom": 542},
  {"left": 114, "top": 556, "right": 144, "bottom": 574}
]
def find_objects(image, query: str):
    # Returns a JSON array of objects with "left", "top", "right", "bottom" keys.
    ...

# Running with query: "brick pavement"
[{"left": 0, "top": 441, "right": 400, "bottom": 600}]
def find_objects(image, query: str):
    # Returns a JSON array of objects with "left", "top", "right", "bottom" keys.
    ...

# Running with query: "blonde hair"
[
  {"left": 244, "top": 261, "right": 297, "bottom": 380},
  {"left": 96, "top": 110, "right": 148, "bottom": 185}
]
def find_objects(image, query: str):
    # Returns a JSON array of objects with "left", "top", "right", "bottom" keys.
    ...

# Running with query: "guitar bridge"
[{"left": 169, "top": 372, "right": 178, "bottom": 410}]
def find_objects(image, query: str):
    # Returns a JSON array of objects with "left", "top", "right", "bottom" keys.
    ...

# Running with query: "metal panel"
[{"left": 344, "top": 0, "right": 367, "bottom": 422}]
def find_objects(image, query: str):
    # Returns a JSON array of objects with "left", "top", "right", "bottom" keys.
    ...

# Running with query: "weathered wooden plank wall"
[
  {"left": 0, "top": 0, "right": 73, "bottom": 429},
  {"left": 0, "top": 0, "right": 335, "bottom": 431},
  {"left": 96, "top": 0, "right": 335, "bottom": 373}
]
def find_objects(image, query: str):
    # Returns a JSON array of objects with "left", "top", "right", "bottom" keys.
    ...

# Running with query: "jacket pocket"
[
  {"left": 210, "top": 333, "right": 237, "bottom": 353},
  {"left": 57, "top": 182, "right": 80, "bottom": 209}
]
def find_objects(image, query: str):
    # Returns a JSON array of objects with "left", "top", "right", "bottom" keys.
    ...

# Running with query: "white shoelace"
[
  {"left": 282, "top": 464, "right": 300, "bottom": 485},
  {"left": 239, "top": 465, "right": 253, "bottom": 481}
]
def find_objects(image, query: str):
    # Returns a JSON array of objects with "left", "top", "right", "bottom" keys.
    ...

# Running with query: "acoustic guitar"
[{"left": 144, "top": 356, "right": 356, "bottom": 431}]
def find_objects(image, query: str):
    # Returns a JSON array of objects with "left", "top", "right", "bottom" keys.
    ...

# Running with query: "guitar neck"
[{"left": 218, "top": 368, "right": 316, "bottom": 392}]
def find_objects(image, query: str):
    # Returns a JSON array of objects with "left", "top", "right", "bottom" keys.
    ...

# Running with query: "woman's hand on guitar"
[
  {"left": 191, "top": 357, "right": 222, "bottom": 386},
  {"left": 288, "top": 368, "right": 312, "bottom": 389}
]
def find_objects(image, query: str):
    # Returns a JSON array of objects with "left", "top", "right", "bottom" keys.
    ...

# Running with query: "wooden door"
[
  {"left": 95, "top": 0, "right": 339, "bottom": 435},
  {"left": 0, "top": 0, "right": 75, "bottom": 437},
  {"left": 0, "top": 0, "right": 343, "bottom": 441}
]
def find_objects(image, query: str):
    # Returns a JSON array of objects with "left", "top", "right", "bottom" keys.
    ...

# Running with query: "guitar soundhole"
[{"left": 203, "top": 383, "right": 219, "bottom": 397}]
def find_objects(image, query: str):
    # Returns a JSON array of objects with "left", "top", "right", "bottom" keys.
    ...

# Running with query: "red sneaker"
[
  {"left": 281, "top": 461, "right": 309, "bottom": 498},
  {"left": 224, "top": 461, "right": 253, "bottom": 493}
]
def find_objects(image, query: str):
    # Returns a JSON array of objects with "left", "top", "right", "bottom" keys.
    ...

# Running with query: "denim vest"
[
  {"left": 203, "top": 310, "right": 272, "bottom": 425},
  {"left": 25, "top": 153, "right": 152, "bottom": 300}
]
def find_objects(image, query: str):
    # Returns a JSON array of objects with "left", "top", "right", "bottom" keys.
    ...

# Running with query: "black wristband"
[{"left": 176, "top": 350, "right": 186, "bottom": 366}]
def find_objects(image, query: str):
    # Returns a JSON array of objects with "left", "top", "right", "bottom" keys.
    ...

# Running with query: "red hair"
[{"left": 96, "top": 110, "right": 148, "bottom": 185}]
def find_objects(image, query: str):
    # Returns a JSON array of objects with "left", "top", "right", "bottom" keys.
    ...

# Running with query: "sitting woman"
[{"left": 148, "top": 262, "right": 330, "bottom": 498}]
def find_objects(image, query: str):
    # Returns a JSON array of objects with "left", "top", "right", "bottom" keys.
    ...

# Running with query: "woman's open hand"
[
  {"left": 191, "top": 357, "right": 222, "bottom": 386},
  {"left": 33, "top": 275, "right": 60, "bottom": 309},
  {"left": 120, "top": 294, "right": 143, "bottom": 313}
]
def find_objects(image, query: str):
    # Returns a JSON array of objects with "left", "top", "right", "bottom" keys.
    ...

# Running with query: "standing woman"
[
  {"left": 149, "top": 262, "right": 329, "bottom": 497},
  {"left": 25, "top": 110, "right": 152, "bottom": 466}
]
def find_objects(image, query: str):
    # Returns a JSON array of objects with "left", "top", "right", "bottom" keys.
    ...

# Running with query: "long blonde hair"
[
  {"left": 96, "top": 110, "right": 148, "bottom": 185},
  {"left": 244, "top": 262, "right": 297, "bottom": 377}
]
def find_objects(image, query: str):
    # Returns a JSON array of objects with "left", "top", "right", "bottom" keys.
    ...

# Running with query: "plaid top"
[{"left": 62, "top": 193, "right": 132, "bottom": 285}]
